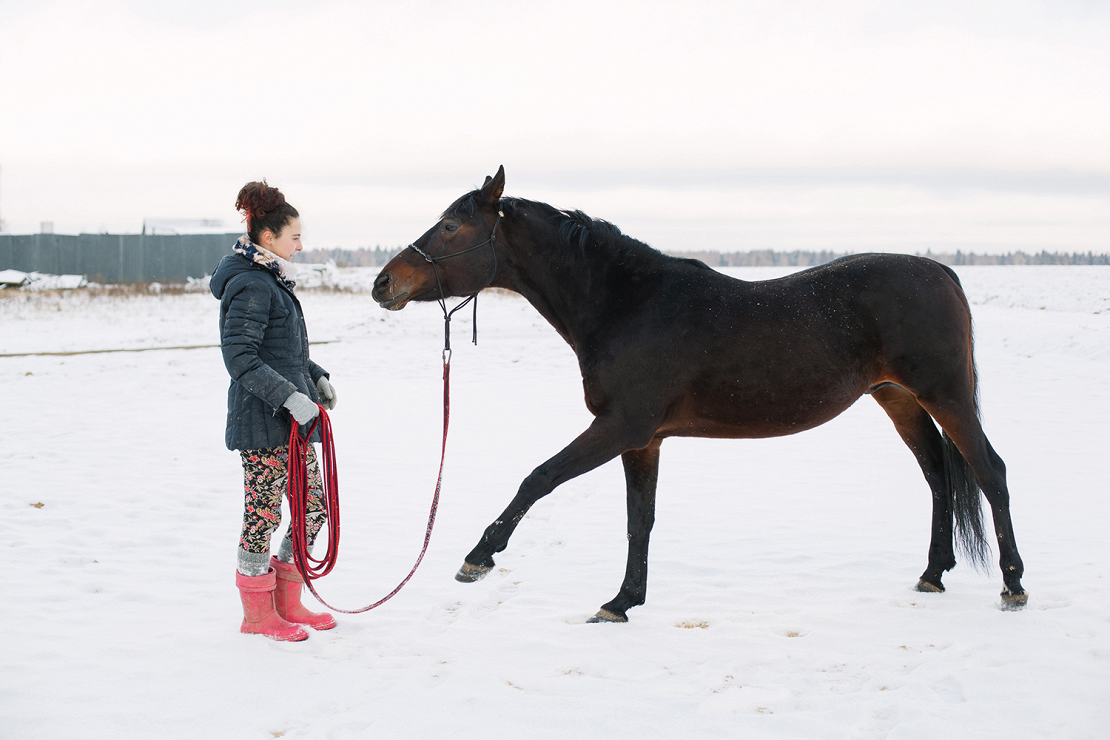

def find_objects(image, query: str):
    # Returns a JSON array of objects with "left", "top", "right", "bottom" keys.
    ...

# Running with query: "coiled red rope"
[{"left": 286, "top": 358, "right": 451, "bottom": 613}]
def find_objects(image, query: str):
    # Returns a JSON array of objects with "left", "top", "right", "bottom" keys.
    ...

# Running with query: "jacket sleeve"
[
  {"left": 308, "top": 359, "right": 329, "bottom": 384},
  {"left": 221, "top": 276, "right": 299, "bottom": 409}
]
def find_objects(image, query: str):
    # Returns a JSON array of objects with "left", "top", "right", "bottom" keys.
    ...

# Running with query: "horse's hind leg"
[
  {"left": 871, "top": 385, "right": 956, "bottom": 592},
  {"left": 917, "top": 397, "right": 1028, "bottom": 609},
  {"left": 589, "top": 438, "right": 663, "bottom": 624}
]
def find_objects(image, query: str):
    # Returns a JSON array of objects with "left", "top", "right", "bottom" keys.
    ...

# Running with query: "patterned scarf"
[{"left": 233, "top": 234, "right": 296, "bottom": 291}]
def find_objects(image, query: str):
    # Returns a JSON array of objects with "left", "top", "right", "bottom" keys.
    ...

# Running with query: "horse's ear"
[{"left": 481, "top": 165, "right": 505, "bottom": 204}]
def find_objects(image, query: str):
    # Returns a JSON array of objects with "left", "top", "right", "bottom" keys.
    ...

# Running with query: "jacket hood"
[{"left": 210, "top": 252, "right": 257, "bottom": 300}]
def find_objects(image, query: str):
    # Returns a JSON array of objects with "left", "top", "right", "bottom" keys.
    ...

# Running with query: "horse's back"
[
  {"left": 636, "top": 253, "right": 974, "bottom": 439},
  {"left": 698, "top": 253, "right": 970, "bottom": 343},
  {"left": 735, "top": 253, "right": 961, "bottom": 301}
]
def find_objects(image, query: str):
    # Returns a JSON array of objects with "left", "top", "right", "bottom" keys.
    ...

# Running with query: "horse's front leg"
[
  {"left": 588, "top": 438, "right": 662, "bottom": 623},
  {"left": 455, "top": 416, "right": 650, "bottom": 583}
]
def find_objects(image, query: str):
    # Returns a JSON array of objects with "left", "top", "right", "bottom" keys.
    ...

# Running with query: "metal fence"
[{"left": 0, "top": 233, "right": 241, "bottom": 284}]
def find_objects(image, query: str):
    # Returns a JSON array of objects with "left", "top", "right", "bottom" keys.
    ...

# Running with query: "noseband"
[{"left": 407, "top": 209, "right": 504, "bottom": 359}]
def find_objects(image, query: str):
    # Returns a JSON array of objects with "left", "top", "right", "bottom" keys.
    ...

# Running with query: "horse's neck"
[{"left": 495, "top": 213, "right": 605, "bottom": 350}]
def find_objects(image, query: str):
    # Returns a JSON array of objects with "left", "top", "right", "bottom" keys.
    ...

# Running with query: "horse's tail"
[
  {"left": 939, "top": 264, "right": 991, "bottom": 569},
  {"left": 942, "top": 429, "right": 990, "bottom": 569}
]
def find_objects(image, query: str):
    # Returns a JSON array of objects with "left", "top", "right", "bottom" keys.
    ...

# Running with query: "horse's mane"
[
  {"left": 547, "top": 203, "right": 707, "bottom": 276},
  {"left": 555, "top": 209, "right": 627, "bottom": 254},
  {"left": 442, "top": 190, "right": 708, "bottom": 278}
]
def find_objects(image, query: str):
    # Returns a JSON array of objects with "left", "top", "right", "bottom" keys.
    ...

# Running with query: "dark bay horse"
[{"left": 372, "top": 166, "right": 1027, "bottom": 622}]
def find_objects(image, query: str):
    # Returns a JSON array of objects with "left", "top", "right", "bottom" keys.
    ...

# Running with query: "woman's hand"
[
  {"left": 316, "top": 377, "right": 338, "bottom": 410},
  {"left": 282, "top": 392, "right": 320, "bottom": 424}
]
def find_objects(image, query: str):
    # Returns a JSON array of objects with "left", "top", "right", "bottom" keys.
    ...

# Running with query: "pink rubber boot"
[
  {"left": 236, "top": 569, "right": 309, "bottom": 642},
  {"left": 271, "top": 557, "right": 337, "bottom": 630}
]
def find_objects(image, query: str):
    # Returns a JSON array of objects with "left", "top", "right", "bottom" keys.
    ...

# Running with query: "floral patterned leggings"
[{"left": 239, "top": 445, "right": 327, "bottom": 556}]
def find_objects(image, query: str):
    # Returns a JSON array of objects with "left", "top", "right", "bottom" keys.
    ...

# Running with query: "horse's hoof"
[
  {"left": 586, "top": 608, "right": 627, "bottom": 624},
  {"left": 455, "top": 562, "right": 492, "bottom": 583},
  {"left": 1000, "top": 590, "right": 1028, "bottom": 611},
  {"left": 915, "top": 579, "right": 945, "bottom": 593}
]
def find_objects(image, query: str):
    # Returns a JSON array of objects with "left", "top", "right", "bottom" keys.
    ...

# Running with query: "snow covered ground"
[{"left": 1, "top": 265, "right": 1108, "bottom": 739}]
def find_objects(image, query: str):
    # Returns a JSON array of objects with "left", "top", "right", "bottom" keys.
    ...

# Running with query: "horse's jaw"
[{"left": 375, "top": 291, "right": 411, "bottom": 311}]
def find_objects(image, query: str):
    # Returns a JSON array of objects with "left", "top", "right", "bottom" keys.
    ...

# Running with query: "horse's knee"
[{"left": 520, "top": 467, "right": 551, "bottom": 494}]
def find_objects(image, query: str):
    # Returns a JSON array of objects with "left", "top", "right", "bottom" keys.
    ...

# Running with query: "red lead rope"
[{"left": 286, "top": 359, "right": 451, "bottom": 613}]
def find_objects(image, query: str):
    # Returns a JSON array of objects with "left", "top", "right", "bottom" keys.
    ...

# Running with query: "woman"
[{"left": 210, "top": 180, "right": 337, "bottom": 641}]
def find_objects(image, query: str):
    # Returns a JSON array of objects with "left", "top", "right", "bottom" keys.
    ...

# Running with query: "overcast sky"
[{"left": 1, "top": 0, "right": 1107, "bottom": 254}]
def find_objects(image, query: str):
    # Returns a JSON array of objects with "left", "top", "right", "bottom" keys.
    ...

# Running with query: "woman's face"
[{"left": 264, "top": 217, "right": 303, "bottom": 260}]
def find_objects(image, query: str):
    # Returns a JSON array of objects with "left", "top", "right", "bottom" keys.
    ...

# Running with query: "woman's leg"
[
  {"left": 234, "top": 446, "right": 309, "bottom": 641},
  {"left": 237, "top": 446, "right": 289, "bottom": 576}
]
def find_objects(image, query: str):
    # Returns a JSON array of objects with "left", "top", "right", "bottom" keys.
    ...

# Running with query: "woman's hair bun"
[
  {"left": 236, "top": 180, "right": 298, "bottom": 244},
  {"left": 235, "top": 180, "right": 286, "bottom": 221}
]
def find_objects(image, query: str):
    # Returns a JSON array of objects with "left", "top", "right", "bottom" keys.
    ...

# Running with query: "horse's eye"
[{"left": 444, "top": 223, "right": 457, "bottom": 233}]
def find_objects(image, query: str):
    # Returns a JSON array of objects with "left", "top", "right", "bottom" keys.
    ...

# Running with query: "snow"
[
  {"left": 1, "top": 265, "right": 1108, "bottom": 739},
  {"left": 0, "top": 269, "right": 87, "bottom": 290},
  {"left": 0, "top": 269, "right": 29, "bottom": 286}
]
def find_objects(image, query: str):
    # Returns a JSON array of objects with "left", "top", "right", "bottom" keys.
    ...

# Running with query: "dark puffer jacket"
[{"left": 210, "top": 252, "right": 327, "bottom": 450}]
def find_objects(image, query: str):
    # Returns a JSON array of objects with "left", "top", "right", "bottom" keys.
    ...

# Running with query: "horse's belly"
[{"left": 659, "top": 387, "right": 861, "bottom": 440}]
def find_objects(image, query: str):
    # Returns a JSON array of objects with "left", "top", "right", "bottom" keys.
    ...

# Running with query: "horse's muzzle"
[{"left": 372, "top": 271, "right": 411, "bottom": 310}]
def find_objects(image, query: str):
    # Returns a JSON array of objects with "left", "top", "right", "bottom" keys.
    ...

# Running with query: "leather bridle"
[{"left": 406, "top": 209, "right": 504, "bottom": 359}]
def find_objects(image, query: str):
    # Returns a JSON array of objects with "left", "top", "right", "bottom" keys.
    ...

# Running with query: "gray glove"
[
  {"left": 282, "top": 392, "right": 320, "bottom": 425},
  {"left": 316, "top": 376, "right": 337, "bottom": 410}
]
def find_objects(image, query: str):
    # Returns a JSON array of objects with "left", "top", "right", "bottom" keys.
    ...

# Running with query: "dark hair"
[{"left": 235, "top": 180, "right": 299, "bottom": 244}]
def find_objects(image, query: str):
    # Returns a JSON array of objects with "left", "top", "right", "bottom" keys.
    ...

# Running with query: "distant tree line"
[
  {"left": 915, "top": 250, "right": 1110, "bottom": 266},
  {"left": 295, "top": 246, "right": 1109, "bottom": 268}
]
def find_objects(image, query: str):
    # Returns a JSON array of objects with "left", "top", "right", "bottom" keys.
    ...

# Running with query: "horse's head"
[{"left": 372, "top": 166, "right": 506, "bottom": 311}]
